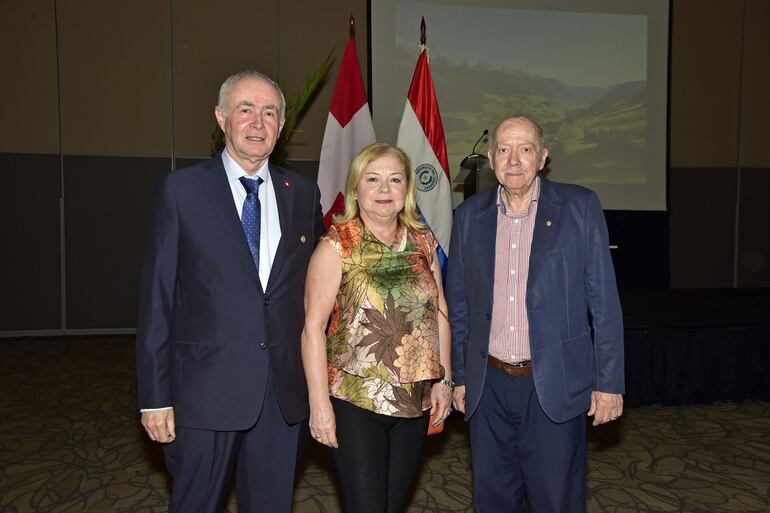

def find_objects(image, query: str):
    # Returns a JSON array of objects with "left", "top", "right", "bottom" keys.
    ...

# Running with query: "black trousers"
[{"left": 331, "top": 397, "right": 430, "bottom": 513}]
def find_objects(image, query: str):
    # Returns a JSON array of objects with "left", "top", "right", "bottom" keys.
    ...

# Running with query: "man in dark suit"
[
  {"left": 136, "top": 70, "right": 324, "bottom": 513},
  {"left": 446, "top": 116, "right": 624, "bottom": 512}
]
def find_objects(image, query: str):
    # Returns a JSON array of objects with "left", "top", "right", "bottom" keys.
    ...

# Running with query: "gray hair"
[
  {"left": 491, "top": 115, "right": 546, "bottom": 153},
  {"left": 217, "top": 70, "right": 286, "bottom": 122}
]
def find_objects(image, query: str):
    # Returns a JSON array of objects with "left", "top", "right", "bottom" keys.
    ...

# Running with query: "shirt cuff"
[{"left": 139, "top": 406, "right": 173, "bottom": 412}]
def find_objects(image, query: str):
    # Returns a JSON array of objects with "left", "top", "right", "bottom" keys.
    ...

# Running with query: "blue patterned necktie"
[{"left": 239, "top": 176, "right": 263, "bottom": 270}]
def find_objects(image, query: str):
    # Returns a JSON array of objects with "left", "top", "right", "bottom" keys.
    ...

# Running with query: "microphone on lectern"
[
  {"left": 460, "top": 129, "right": 489, "bottom": 169},
  {"left": 471, "top": 129, "right": 488, "bottom": 155}
]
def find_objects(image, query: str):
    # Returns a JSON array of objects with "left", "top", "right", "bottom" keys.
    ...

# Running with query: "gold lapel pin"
[
  {"left": 546, "top": 220, "right": 552, "bottom": 227},
  {"left": 300, "top": 235, "right": 307, "bottom": 243}
]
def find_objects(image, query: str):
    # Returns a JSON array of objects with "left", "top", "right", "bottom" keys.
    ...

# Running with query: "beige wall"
[
  {"left": 0, "top": 0, "right": 364, "bottom": 160},
  {"left": 669, "top": 0, "right": 744, "bottom": 168},
  {"left": 0, "top": 0, "right": 59, "bottom": 154},
  {"left": 58, "top": 0, "right": 173, "bottom": 157},
  {"left": 670, "top": 0, "right": 770, "bottom": 169}
]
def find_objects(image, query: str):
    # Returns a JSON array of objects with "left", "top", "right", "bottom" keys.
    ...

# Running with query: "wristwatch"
[{"left": 439, "top": 378, "right": 455, "bottom": 389}]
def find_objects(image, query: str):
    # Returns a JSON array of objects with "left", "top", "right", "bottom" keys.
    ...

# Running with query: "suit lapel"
[
  {"left": 475, "top": 189, "right": 499, "bottom": 306},
  {"left": 266, "top": 164, "right": 293, "bottom": 293},
  {"left": 528, "top": 176, "right": 561, "bottom": 287},
  {"left": 200, "top": 155, "right": 262, "bottom": 290}
]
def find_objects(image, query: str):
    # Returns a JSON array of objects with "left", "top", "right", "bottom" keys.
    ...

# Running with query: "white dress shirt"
[{"left": 222, "top": 150, "right": 282, "bottom": 290}]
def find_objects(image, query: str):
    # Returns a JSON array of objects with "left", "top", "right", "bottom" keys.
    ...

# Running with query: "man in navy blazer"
[
  {"left": 446, "top": 116, "right": 624, "bottom": 512},
  {"left": 136, "top": 70, "right": 324, "bottom": 512}
]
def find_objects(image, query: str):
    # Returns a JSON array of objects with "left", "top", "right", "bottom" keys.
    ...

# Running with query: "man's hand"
[
  {"left": 587, "top": 391, "right": 623, "bottom": 426},
  {"left": 452, "top": 385, "right": 466, "bottom": 414},
  {"left": 141, "top": 408, "right": 176, "bottom": 443}
]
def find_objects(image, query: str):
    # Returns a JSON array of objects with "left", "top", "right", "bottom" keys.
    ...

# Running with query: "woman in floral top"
[{"left": 302, "top": 143, "right": 453, "bottom": 512}]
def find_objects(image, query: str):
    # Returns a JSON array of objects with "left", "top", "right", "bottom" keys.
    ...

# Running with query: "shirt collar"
[
  {"left": 496, "top": 175, "right": 541, "bottom": 216},
  {"left": 222, "top": 149, "right": 270, "bottom": 184}
]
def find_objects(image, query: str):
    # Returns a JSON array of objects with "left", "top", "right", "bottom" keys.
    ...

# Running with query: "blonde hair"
[{"left": 334, "top": 142, "right": 423, "bottom": 231}]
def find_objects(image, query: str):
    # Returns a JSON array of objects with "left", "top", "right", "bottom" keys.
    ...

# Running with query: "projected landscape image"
[{"left": 393, "top": 4, "right": 648, "bottom": 186}]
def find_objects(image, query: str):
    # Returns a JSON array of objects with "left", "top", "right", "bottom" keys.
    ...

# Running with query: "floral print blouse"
[{"left": 323, "top": 218, "right": 442, "bottom": 418}]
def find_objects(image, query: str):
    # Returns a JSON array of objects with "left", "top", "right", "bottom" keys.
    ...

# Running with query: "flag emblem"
[{"left": 415, "top": 164, "right": 439, "bottom": 192}]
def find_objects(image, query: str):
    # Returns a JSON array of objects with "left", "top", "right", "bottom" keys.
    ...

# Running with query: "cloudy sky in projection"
[{"left": 395, "top": 3, "right": 646, "bottom": 88}]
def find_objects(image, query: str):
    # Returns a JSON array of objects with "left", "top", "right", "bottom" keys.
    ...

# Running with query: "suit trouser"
[
  {"left": 469, "top": 365, "right": 587, "bottom": 513},
  {"left": 162, "top": 378, "right": 303, "bottom": 513}
]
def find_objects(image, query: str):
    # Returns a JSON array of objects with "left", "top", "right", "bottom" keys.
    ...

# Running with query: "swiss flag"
[{"left": 317, "top": 31, "right": 376, "bottom": 228}]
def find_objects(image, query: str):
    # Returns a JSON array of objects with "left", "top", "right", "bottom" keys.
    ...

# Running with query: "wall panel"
[
  {"left": 58, "top": 0, "right": 172, "bottom": 157},
  {"left": 669, "top": 0, "right": 743, "bottom": 168},
  {"left": 736, "top": 169, "right": 770, "bottom": 287},
  {"left": 172, "top": 0, "right": 279, "bottom": 158},
  {"left": 0, "top": 154, "right": 62, "bottom": 330},
  {"left": 64, "top": 156, "right": 169, "bottom": 328},
  {"left": 669, "top": 167, "right": 736, "bottom": 288},
  {"left": 738, "top": 0, "right": 770, "bottom": 168},
  {"left": 0, "top": 0, "right": 59, "bottom": 154}
]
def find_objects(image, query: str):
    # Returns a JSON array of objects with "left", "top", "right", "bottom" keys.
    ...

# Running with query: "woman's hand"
[
  {"left": 429, "top": 381, "right": 453, "bottom": 427},
  {"left": 309, "top": 399, "right": 339, "bottom": 448}
]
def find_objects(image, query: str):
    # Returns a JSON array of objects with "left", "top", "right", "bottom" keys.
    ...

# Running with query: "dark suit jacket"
[
  {"left": 135, "top": 155, "right": 324, "bottom": 430},
  {"left": 446, "top": 176, "right": 624, "bottom": 423}
]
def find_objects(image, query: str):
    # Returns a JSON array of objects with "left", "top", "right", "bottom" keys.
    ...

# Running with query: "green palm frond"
[{"left": 280, "top": 49, "right": 335, "bottom": 143}]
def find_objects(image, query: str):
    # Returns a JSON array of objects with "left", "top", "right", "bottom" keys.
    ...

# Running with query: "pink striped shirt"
[{"left": 488, "top": 176, "right": 540, "bottom": 364}]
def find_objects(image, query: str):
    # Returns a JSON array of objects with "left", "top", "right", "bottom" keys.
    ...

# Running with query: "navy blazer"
[
  {"left": 135, "top": 155, "right": 324, "bottom": 430},
  {"left": 446, "top": 176, "right": 624, "bottom": 423}
]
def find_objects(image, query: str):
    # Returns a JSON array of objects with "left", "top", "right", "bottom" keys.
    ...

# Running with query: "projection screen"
[{"left": 370, "top": 0, "right": 669, "bottom": 210}]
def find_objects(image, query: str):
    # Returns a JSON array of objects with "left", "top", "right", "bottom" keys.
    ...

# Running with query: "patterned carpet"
[{"left": 1, "top": 337, "right": 768, "bottom": 512}]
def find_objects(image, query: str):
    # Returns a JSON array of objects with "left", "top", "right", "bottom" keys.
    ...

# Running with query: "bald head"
[{"left": 491, "top": 116, "right": 545, "bottom": 154}]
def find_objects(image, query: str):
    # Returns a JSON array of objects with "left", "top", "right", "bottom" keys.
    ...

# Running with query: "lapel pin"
[
  {"left": 546, "top": 220, "right": 552, "bottom": 227},
  {"left": 300, "top": 235, "right": 307, "bottom": 243},
  {"left": 284, "top": 179, "right": 290, "bottom": 188}
]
